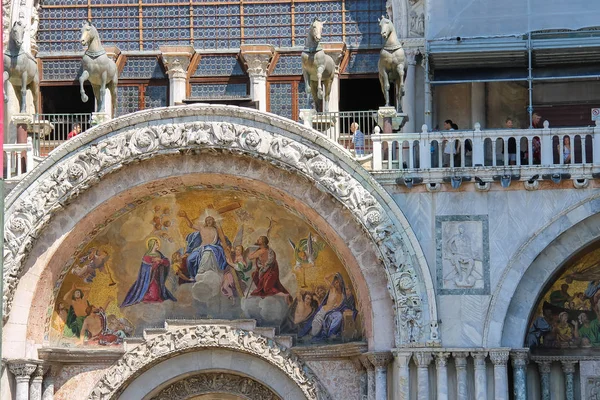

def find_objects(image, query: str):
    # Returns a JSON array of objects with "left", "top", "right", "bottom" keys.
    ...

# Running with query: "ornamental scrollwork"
[
  {"left": 88, "top": 325, "right": 328, "bottom": 400},
  {"left": 4, "top": 115, "right": 427, "bottom": 345}
]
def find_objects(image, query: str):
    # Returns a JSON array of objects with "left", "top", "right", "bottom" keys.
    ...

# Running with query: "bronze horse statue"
[
  {"left": 3, "top": 20, "right": 39, "bottom": 113},
  {"left": 301, "top": 18, "right": 335, "bottom": 112},
  {"left": 378, "top": 17, "right": 406, "bottom": 112},
  {"left": 79, "top": 21, "right": 118, "bottom": 116}
]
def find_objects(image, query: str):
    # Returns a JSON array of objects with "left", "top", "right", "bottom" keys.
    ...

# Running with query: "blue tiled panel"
[
  {"left": 142, "top": 5, "right": 191, "bottom": 50},
  {"left": 144, "top": 86, "right": 168, "bottom": 109},
  {"left": 117, "top": 86, "right": 140, "bottom": 117},
  {"left": 345, "top": 53, "right": 379, "bottom": 74},
  {"left": 297, "top": 81, "right": 311, "bottom": 115},
  {"left": 38, "top": 7, "right": 88, "bottom": 53},
  {"left": 271, "top": 55, "right": 302, "bottom": 76},
  {"left": 269, "top": 82, "right": 293, "bottom": 119},
  {"left": 294, "top": 1, "right": 343, "bottom": 47},
  {"left": 193, "top": 56, "right": 245, "bottom": 77},
  {"left": 243, "top": 3, "right": 292, "bottom": 48},
  {"left": 41, "top": 59, "right": 82, "bottom": 81},
  {"left": 345, "top": 0, "right": 385, "bottom": 48},
  {"left": 190, "top": 83, "right": 248, "bottom": 99},
  {"left": 121, "top": 57, "right": 166, "bottom": 80},
  {"left": 193, "top": 5, "right": 241, "bottom": 49},
  {"left": 90, "top": 7, "right": 140, "bottom": 51}
]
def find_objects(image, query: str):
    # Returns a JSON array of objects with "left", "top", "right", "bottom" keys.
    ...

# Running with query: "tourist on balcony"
[
  {"left": 67, "top": 123, "right": 82, "bottom": 140},
  {"left": 506, "top": 118, "right": 517, "bottom": 165},
  {"left": 443, "top": 120, "right": 460, "bottom": 167},
  {"left": 350, "top": 122, "right": 365, "bottom": 156},
  {"left": 532, "top": 113, "right": 543, "bottom": 129},
  {"left": 559, "top": 136, "right": 572, "bottom": 164}
]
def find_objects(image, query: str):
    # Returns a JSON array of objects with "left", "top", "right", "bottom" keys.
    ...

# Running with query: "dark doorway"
[
  {"left": 340, "top": 77, "right": 386, "bottom": 111},
  {"left": 41, "top": 85, "right": 94, "bottom": 114}
]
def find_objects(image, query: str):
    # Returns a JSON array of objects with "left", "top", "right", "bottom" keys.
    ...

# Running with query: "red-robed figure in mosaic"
[{"left": 248, "top": 236, "right": 290, "bottom": 298}]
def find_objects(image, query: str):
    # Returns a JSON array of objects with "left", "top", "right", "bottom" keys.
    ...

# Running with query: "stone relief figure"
[
  {"left": 378, "top": 17, "right": 406, "bottom": 112},
  {"left": 301, "top": 18, "right": 335, "bottom": 112},
  {"left": 30, "top": 1, "right": 40, "bottom": 53},
  {"left": 3, "top": 20, "right": 39, "bottom": 113},
  {"left": 445, "top": 224, "right": 480, "bottom": 288},
  {"left": 79, "top": 21, "right": 118, "bottom": 115},
  {"left": 409, "top": 11, "right": 425, "bottom": 36}
]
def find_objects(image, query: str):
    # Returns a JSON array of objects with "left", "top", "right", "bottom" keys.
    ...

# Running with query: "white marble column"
[
  {"left": 471, "top": 82, "right": 486, "bottom": 129},
  {"left": 360, "top": 355, "right": 376, "bottom": 400},
  {"left": 402, "top": 49, "right": 419, "bottom": 133},
  {"left": 453, "top": 352, "right": 469, "bottom": 400},
  {"left": 413, "top": 352, "right": 432, "bottom": 400},
  {"left": 536, "top": 361, "right": 551, "bottom": 400},
  {"left": 240, "top": 45, "right": 275, "bottom": 113},
  {"left": 561, "top": 361, "right": 576, "bottom": 400},
  {"left": 435, "top": 352, "right": 450, "bottom": 400},
  {"left": 29, "top": 364, "right": 45, "bottom": 400},
  {"left": 160, "top": 45, "right": 195, "bottom": 106},
  {"left": 8, "top": 361, "right": 37, "bottom": 400},
  {"left": 368, "top": 352, "right": 392, "bottom": 400},
  {"left": 471, "top": 351, "right": 488, "bottom": 400},
  {"left": 321, "top": 42, "right": 346, "bottom": 114},
  {"left": 511, "top": 350, "right": 529, "bottom": 400},
  {"left": 490, "top": 349, "right": 510, "bottom": 400},
  {"left": 41, "top": 364, "right": 61, "bottom": 400},
  {"left": 393, "top": 350, "right": 411, "bottom": 400}
]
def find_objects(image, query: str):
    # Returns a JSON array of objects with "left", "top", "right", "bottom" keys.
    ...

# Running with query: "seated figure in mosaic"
[
  {"left": 3, "top": 20, "right": 39, "bottom": 113},
  {"left": 311, "top": 273, "right": 357, "bottom": 341},
  {"left": 301, "top": 18, "right": 335, "bottom": 112},
  {"left": 378, "top": 16, "right": 406, "bottom": 112},
  {"left": 79, "top": 20, "right": 118, "bottom": 116}
]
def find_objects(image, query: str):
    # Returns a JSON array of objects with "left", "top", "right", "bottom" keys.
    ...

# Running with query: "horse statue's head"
[
  {"left": 10, "top": 20, "right": 26, "bottom": 48},
  {"left": 378, "top": 16, "right": 395, "bottom": 41},
  {"left": 308, "top": 17, "right": 326, "bottom": 43},
  {"left": 80, "top": 20, "right": 99, "bottom": 47}
]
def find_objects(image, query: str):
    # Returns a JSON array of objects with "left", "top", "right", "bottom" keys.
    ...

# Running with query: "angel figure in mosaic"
[{"left": 221, "top": 226, "right": 254, "bottom": 302}]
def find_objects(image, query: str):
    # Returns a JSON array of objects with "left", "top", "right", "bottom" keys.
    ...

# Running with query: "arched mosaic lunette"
[
  {"left": 4, "top": 104, "right": 437, "bottom": 346},
  {"left": 87, "top": 325, "right": 328, "bottom": 400}
]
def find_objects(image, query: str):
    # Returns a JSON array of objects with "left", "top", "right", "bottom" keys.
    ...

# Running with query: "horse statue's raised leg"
[
  {"left": 19, "top": 71, "right": 29, "bottom": 113},
  {"left": 29, "top": 72, "right": 39, "bottom": 114},
  {"left": 396, "top": 63, "right": 405, "bottom": 113},
  {"left": 3, "top": 71, "right": 8, "bottom": 103},
  {"left": 79, "top": 70, "right": 90, "bottom": 103},
  {"left": 303, "top": 70, "right": 313, "bottom": 109},
  {"left": 108, "top": 79, "right": 117, "bottom": 117},
  {"left": 323, "top": 79, "right": 332, "bottom": 113}
]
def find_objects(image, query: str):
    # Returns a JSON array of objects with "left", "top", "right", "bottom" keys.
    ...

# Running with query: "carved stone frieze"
[
  {"left": 8, "top": 360, "right": 37, "bottom": 379},
  {"left": 3, "top": 106, "right": 433, "bottom": 346},
  {"left": 88, "top": 325, "right": 329, "bottom": 400},
  {"left": 150, "top": 372, "right": 280, "bottom": 400}
]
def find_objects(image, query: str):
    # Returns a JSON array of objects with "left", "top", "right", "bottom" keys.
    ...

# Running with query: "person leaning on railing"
[
  {"left": 350, "top": 122, "right": 365, "bottom": 156},
  {"left": 68, "top": 123, "right": 82, "bottom": 140}
]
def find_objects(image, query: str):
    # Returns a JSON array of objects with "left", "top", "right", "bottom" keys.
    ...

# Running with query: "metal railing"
[
  {"left": 4, "top": 137, "right": 34, "bottom": 180},
  {"left": 32, "top": 113, "right": 93, "bottom": 156}
]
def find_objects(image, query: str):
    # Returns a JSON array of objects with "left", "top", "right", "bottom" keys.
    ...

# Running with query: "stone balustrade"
[{"left": 4, "top": 137, "right": 35, "bottom": 180}]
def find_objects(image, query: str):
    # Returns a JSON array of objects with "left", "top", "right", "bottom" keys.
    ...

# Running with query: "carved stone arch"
[
  {"left": 87, "top": 325, "right": 328, "bottom": 400},
  {"left": 4, "top": 105, "right": 437, "bottom": 346},
  {"left": 484, "top": 192, "right": 600, "bottom": 347}
]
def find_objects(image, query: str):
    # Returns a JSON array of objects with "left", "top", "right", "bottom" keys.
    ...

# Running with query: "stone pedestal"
[
  {"left": 471, "top": 351, "right": 488, "bottom": 400},
  {"left": 360, "top": 355, "right": 376, "bottom": 400},
  {"left": 368, "top": 352, "right": 392, "bottom": 400},
  {"left": 11, "top": 113, "right": 33, "bottom": 144},
  {"left": 160, "top": 46, "right": 196, "bottom": 106},
  {"left": 435, "top": 352, "right": 450, "bottom": 400},
  {"left": 453, "top": 352, "right": 469, "bottom": 400},
  {"left": 490, "top": 349, "right": 510, "bottom": 400},
  {"left": 299, "top": 109, "right": 316, "bottom": 129},
  {"left": 561, "top": 361, "right": 576, "bottom": 400},
  {"left": 413, "top": 352, "right": 432, "bottom": 400},
  {"left": 8, "top": 360, "right": 37, "bottom": 400},
  {"left": 240, "top": 45, "right": 275, "bottom": 113},
  {"left": 393, "top": 350, "right": 411, "bottom": 400},
  {"left": 378, "top": 106, "right": 397, "bottom": 134},
  {"left": 511, "top": 350, "right": 529, "bottom": 400},
  {"left": 536, "top": 361, "right": 551, "bottom": 400},
  {"left": 402, "top": 49, "right": 419, "bottom": 133},
  {"left": 91, "top": 112, "right": 110, "bottom": 126}
]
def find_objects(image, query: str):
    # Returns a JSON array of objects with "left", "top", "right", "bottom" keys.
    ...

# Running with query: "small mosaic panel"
[
  {"left": 193, "top": 5, "right": 241, "bottom": 49},
  {"left": 271, "top": 55, "right": 303, "bottom": 76},
  {"left": 142, "top": 5, "right": 191, "bottom": 50},
  {"left": 345, "top": 53, "right": 379, "bottom": 74},
  {"left": 90, "top": 7, "right": 140, "bottom": 51},
  {"left": 243, "top": 3, "right": 292, "bottom": 47},
  {"left": 117, "top": 86, "right": 140, "bottom": 117},
  {"left": 42, "top": 59, "right": 82, "bottom": 81},
  {"left": 193, "top": 56, "right": 245, "bottom": 77},
  {"left": 144, "top": 86, "right": 168, "bottom": 109},
  {"left": 190, "top": 83, "right": 248, "bottom": 99},
  {"left": 269, "top": 82, "right": 293, "bottom": 119},
  {"left": 121, "top": 58, "right": 166, "bottom": 80},
  {"left": 38, "top": 7, "right": 88, "bottom": 53}
]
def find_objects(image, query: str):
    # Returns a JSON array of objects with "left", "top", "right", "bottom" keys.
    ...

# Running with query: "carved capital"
[
  {"left": 405, "top": 49, "right": 420, "bottom": 66},
  {"left": 392, "top": 350, "right": 413, "bottom": 367},
  {"left": 378, "top": 106, "right": 397, "bottom": 119},
  {"left": 561, "top": 361, "right": 576, "bottom": 375},
  {"left": 240, "top": 44, "right": 275, "bottom": 78},
  {"left": 536, "top": 361, "right": 552, "bottom": 375},
  {"left": 160, "top": 45, "right": 195, "bottom": 79},
  {"left": 413, "top": 352, "right": 432, "bottom": 367},
  {"left": 8, "top": 360, "right": 37, "bottom": 379},
  {"left": 511, "top": 350, "right": 529, "bottom": 368},
  {"left": 453, "top": 352, "right": 469, "bottom": 368},
  {"left": 434, "top": 352, "right": 450, "bottom": 368},
  {"left": 31, "top": 364, "right": 46, "bottom": 380},
  {"left": 103, "top": 46, "right": 121, "bottom": 62},
  {"left": 367, "top": 352, "right": 392, "bottom": 369},
  {"left": 470, "top": 351, "right": 488, "bottom": 367},
  {"left": 359, "top": 355, "right": 374, "bottom": 371},
  {"left": 489, "top": 349, "right": 510, "bottom": 366}
]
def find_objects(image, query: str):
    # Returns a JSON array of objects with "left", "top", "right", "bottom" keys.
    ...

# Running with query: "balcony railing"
[
  {"left": 4, "top": 137, "right": 35, "bottom": 180},
  {"left": 32, "top": 113, "right": 93, "bottom": 156}
]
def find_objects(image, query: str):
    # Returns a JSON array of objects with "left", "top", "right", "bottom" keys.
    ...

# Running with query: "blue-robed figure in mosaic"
[
  {"left": 177, "top": 212, "right": 230, "bottom": 282},
  {"left": 310, "top": 273, "right": 357, "bottom": 340}
]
